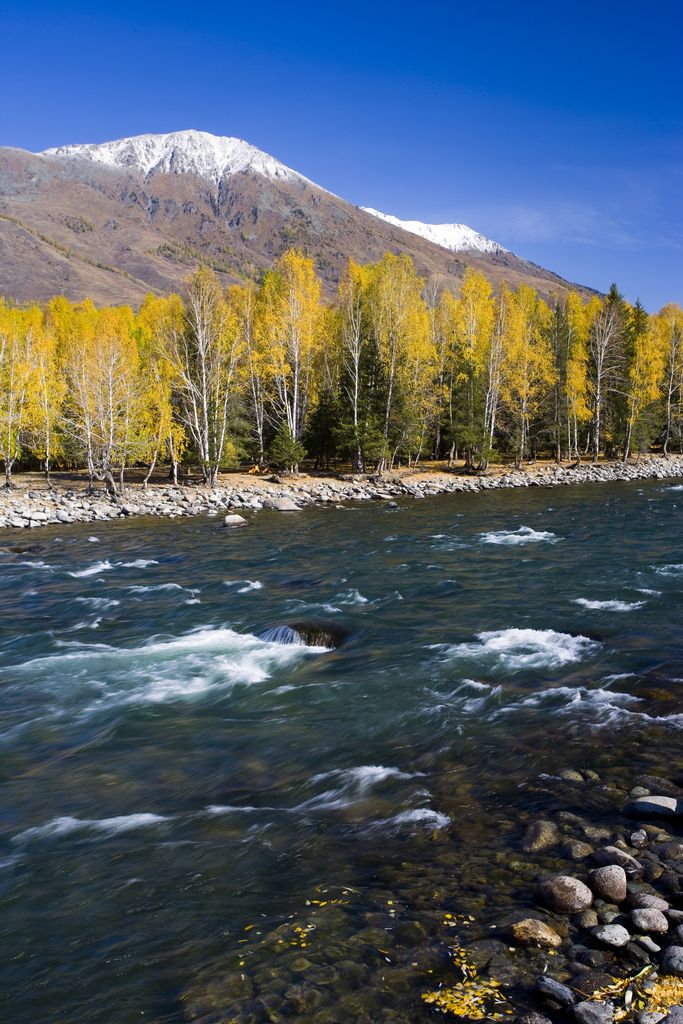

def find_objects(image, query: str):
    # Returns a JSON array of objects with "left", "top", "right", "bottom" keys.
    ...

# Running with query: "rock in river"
[
  {"left": 523, "top": 820, "right": 561, "bottom": 852},
  {"left": 510, "top": 918, "right": 562, "bottom": 948},
  {"left": 535, "top": 875, "right": 593, "bottom": 913},
  {"left": 622, "top": 795, "right": 683, "bottom": 818},
  {"left": 258, "top": 620, "right": 347, "bottom": 649},
  {"left": 589, "top": 865, "right": 627, "bottom": 903},
  {"left": 222, "top": 514, "right": 248, "bottom": 528}
]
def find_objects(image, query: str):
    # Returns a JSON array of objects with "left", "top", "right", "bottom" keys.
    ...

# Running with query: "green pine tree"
[{"left": 267, "top": 423, "right": 307, "bottom": 473}]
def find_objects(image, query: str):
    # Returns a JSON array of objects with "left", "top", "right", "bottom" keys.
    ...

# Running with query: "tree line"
[{"left": 0, "top": 248, "right": 681, "bottom": 490}]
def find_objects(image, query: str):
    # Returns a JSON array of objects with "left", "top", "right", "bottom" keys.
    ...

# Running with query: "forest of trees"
[{"left": 0, "top": 248, "right": 681, "bottom": 491}]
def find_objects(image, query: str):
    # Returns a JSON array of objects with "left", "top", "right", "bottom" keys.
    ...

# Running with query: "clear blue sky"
[{"left": 1, "top": 0, "right": 681, "bottom": 310}]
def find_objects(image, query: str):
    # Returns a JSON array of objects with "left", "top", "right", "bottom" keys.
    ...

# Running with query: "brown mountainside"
[{"left": 0, "top": 133, "right": 598, "bottom": 307}]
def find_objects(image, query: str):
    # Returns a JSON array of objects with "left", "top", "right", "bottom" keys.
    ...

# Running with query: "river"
[{"left": 2, "top": 479, "right": 683, "bottom": 1023}]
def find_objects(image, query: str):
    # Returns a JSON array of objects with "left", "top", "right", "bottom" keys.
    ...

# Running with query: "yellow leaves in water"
[
  {"left": 422, "top": 933, "right": 508, "bottom": 1018},
  {"left": 422, "top": 979, "right": 508, "bottom": 1019}
]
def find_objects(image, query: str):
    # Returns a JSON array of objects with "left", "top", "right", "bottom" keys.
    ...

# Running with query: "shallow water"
[{"left": 3, "top": 480, "right": 683, "bottom": 1023}]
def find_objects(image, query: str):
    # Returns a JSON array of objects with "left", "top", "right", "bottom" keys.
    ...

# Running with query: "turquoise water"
[{"left": 2, "top": 481, "right": 683, "bottom": 1023}]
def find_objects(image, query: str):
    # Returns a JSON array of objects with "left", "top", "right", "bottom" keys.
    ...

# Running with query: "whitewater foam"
[
  {"left": 573, "top": 598, "right": 645, "bottom": 611},
  {"left": 15, "top": 626, "right": 319, "bottom": 708},
  {"left": 479, "top": 526, "right": 559, "bottom": 545},
  {"left": 441, "top": 628, "right": 598, "bottom": 672},
  {"left": 224, "top": 579, "right": 264, "bottom": 594},
  {"left": 14, "top": 812, "right": 169, "bottom": 843}
]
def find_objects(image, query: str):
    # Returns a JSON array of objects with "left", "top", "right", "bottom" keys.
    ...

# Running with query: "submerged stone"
[{"left": 523, "top": 820, "right": 561, "bottom": 852}]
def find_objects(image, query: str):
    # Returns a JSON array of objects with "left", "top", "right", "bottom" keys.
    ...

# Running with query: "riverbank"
[{"left": 1, "top": 455, "right": 682, "bottom": 531}]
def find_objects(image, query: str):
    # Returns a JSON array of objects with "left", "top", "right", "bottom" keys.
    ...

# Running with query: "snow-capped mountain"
[
  {"left": 1, "top": 129, "right": 595, "bottom": 307},
  {"left": 361, "top": 207, "right": 508, "bottom": 256},
  {"left": 43, "top": 129, "right": 322, "bottom": 190}
]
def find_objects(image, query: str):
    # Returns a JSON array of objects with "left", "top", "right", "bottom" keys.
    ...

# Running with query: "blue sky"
[{"left": 1, "top": 0, "right": 681, "bottom": 309}]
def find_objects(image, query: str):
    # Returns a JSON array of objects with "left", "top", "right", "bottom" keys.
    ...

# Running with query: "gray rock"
[
  {"left": 674, "top": 923, "right": 683, "bottom": 944},
  {"left": 535, "top": 875, "right": 594, "bottom": 913},
  {"left": 660, "top": 1008, "right": 683, "bottom": 1024},
  {"left": 636, "top": 935, "right": 662, "bottom": 954},
  {"left": 535, "top": 975, "right": 577, "bottom": 1005},
  {"left": 630, "top": 908, "right": 669, "bottom": 932},
  {"left": 622, "top": 795, "right": 683, "bottom": 818},
  {"left": 572, "top": 1001, "right": 615, "bottom": 1024},
  {"left": 589, "top": 865, "right": 628, "bottom": 903},
  {"left": 222, "top": 514, "right": 249, "bottom": 528},
  {"left": 514, "top": 1015, "right": 552, "bottom": 1024},
  {"left": 523, "top": 820, "right": 561, "bottom": 852},
  {"left": 270, "top": 497, "right": 301, "bottom": 511},
  {"left": 560, "top": 769, "right": 586, "bottom": 782},
  {"left": 631, "top": 830, "right": 648, "bottom": 848},
  {"left": 634, "top": 1012, "right": 666, "bottom": 1024},
  {"left": 592, "top": 846, "right": 644, "bottom": 877},
  {"left": 626, "top": 893, "right": 669, "bottom": 911},
  {"left": 121, "top": 504, "right": 140, "bottom": 515},
  {"left": 591, "top": 924, "right": 631, "bottom": 947},
  {"left": 661, "top": 946, "right": 683, "bottom": 976},
  {"left": 667, "top": 909, "right": 683, "bottom": 925}
]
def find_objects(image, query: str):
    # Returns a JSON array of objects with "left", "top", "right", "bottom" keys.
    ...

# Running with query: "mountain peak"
[
  {"left": 42, "top": 129, "right": 320, "bottom": 189},
  {"left": 361, "top": 207, "right": 508, "bottom": 256}
]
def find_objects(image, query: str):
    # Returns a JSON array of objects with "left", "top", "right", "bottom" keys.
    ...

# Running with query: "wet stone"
[
  {"left": 622, "top": 796, "right": 683, "bottom": 819},
  {"left": 631, "top": 908, "right": 669, "bottom": 932},
  {"left": 575, "top": 910, "right": 599, "bottom": 929},
  {"left": 535, "top": 975, "right": 577, "bottom": 1005},
  {"left": 514, "top": 1015, "right": 553, "bottom": 1024},
  {"left": 523, "top": 820, "right": 561, "bottom": 852},
  {"left": 660, "top": 1010, "right": 683, "bottom": 1024},
  {"left": 510, "top": 919, "right": 563, "bottom": 948},
  {"left": 571, "top": 973, "right": 617, "bottom": 997},
  {"left": 632, "top": 830, "right": 649, "bottom": 848},
  {"left": 634, "top": 1013, "right": 666, "bottom": 1024},
  {"left": 535, "top": 875, "right": 594, "bottom": 913},
  {"left": 591, "top": 924, "right": 630, "bottom": 947},
  {"left": 572, "top": 1000, "right": 615, "bottom": 1024},
  {"left": 565, "top": 841, "right": 595, "bottom": 861},
  {"left": 661, "top": 946, "right": 683, "bottom": 976},
  {"left": 559, "top": 769, "right": 586, "bottom": 782},
  {"left": 636, "top": 936, "right": 662, "bottom": 954},
  {"left": 625, "top": 893, "right": 670, "bottom": 911},
  {"left": 592, "top": 846, "right": 644, "bottom": 877},
  {"left": 589, "top": 865, "right": 628, "bottom": 903}
]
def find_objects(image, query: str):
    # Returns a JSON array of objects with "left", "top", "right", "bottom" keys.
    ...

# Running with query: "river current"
[{"left": 2, "top": 480, "right": 683, "bottom": 1023}]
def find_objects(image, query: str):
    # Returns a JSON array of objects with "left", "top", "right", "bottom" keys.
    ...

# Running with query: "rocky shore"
[{"left": 0, "top": 455, "right": 682, "bottom": 532}]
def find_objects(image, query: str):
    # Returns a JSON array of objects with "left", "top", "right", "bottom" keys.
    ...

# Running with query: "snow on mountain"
[
  {"left": 361, "top": 207, "right": 508, "bottom": 256},
  {"left": 42, "top": 130, "right": 324, "bottom": 190}
]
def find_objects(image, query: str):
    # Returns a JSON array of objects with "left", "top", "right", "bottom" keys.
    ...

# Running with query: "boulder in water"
[
  {"left": 258, "top": 620, "right": 347, "bottom": 649},
  {"left": 222, "top": 514, "right": 248, "bottom": 528}
]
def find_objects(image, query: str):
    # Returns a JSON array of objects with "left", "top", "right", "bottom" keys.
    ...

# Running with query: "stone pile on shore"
[{"left": 0, "top": 456, "right": 681, "bottom": 532}]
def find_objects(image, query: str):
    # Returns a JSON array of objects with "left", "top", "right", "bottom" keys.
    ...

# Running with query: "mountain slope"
[{"left": 0, "top": 130, "right": 597, "bottom": 306}]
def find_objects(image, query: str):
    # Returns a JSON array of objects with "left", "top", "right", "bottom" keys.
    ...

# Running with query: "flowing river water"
[{"left": 3, "top": 480, "right": 683, "bottom": 1024}]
